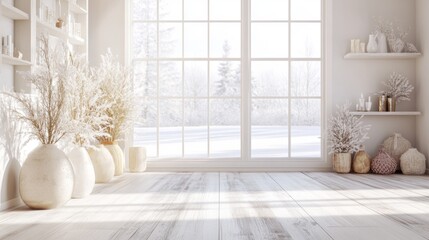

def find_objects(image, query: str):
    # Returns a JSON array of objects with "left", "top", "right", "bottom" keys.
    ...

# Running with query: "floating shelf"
[
  {"left": 1, "top": 2, "right": 29, "bottom": 20},
  {"left": 351, "top": 111, "right": 421, "bottom": 116},
  {"left": 1, "top": 54, "right": 32, "bottom": 66},
  {"left": 37, "top": 19, "right": 68, "bottom": 39},
  {"left": 69, "top": 3, "right": 87, "bottom": 15},
  {"left": 344, "top": 53, "right": 422, "bottom": 60},
  {"left": 69, "top": 35, "right": 85, "bottom": 45}
]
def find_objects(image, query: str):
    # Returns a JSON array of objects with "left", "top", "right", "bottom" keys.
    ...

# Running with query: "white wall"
[
  {"left": 332, "top": 0, "right": 417, "bottom": 157},
  {"left": 88, "top": 0, "right": 126, "bottom": 66},
  {"left": 416, "top": 0, "right": 429, "bottom": 168}
]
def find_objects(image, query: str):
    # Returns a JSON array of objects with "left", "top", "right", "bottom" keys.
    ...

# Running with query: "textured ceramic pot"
[
  {"left": 332, "top": 153, "right": 351, "bottom": 173},
  {"left": 367, "top": 34, "right": 378, "bottom": 53},
  {"left": 400, "top": 148, "right": 426, "bottom": 175},
  {"left": 19, "top": 144, "right": 74, "bottom": 209},
  {"left": 353, "top": 145, "right": 371, "bottom": 174},
  {"left": 87, "top": 145, "right": 115, "bottom": 183},
  {"left": 129, "top": 147, "right": 147, "bottom": 172},
  {"left": 67, "top": 147, "right": 95, "bottom": 198},
  {"left": 104, "top": 142, "right": 124, "bottom": 176}
]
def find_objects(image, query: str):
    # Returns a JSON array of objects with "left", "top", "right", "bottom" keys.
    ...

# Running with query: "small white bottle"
[
  {"left": 365, "top": 96, "right": 372, "bottom": 112},
  {"left": 359, "top": 93, "right": 365, "bottom": 111}
]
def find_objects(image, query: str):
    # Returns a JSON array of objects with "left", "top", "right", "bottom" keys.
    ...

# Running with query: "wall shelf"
[
  {"left": 0, "top": 2, "right": 29, "bottom": 20},
  {"left": 351, "top": 111, "right": 421, "bottom": 116},
  {"left": 69, "top": 35, "right": 85, "bottom": 45},
  {"left": 1, "top": 54, "right": 32, "bottom": 66},
  {"left": 37, "top": 19, "right": 68, "bottom": 39},
  {"left": 69, "top": 2, "right": 87, "bottom": 15},
  {"left": 344, "top": 53, "right": 422, "bottom": 60}
]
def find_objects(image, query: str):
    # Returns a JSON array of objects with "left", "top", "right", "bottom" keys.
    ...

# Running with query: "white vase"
[
  {"left": 67, "top": 147, "right": 95, "bottom": 198},
  {"left": 367, "top": 34, "right": 378, "bottom": 53},
  {"left": 19, "top": 144, "right": 74, "bottom": 209},
  {"left": 388, "top": 38, "right": 405, "bottom": 53},
  {"left": 129, "top": 147, "right": 147, "bottom": 172},
  {"left": 376, "top": 32, "right": 388, "bottom": 53},
  {"left": 104, "top": 143, "right": 124, "bottom": 176},
  {"left": 87, "top": 145, "right": 115, "bottom": 183}
]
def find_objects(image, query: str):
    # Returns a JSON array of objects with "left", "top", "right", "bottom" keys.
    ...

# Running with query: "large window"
[{"left": 131, "top": 0, "right": 323, "bottom": 160}]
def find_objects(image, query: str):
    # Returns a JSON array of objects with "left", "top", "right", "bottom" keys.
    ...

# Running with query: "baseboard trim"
[
  {"left": 147, "top": 160, "right": 332, "bottom": 172},
  {"left": 1, "top": 197, "right": 22, "bottom": 211}
]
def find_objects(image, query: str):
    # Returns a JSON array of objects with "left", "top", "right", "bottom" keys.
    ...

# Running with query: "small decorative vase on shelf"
[
  {"left": 388, "top": 38, "right": 405, "bottom": 53},
  {"left": 129, "top": 147, "right": 147, "bottom": 172},
  {"left": 67, "top": 147, "right": 95, "bottom": 198},
  {"left": 87, "top": 145, "right": 115, "bottom": 183},
  {"left": 382, "top": 133, "right": 412, "bottom": 171},
  {"left": 353, "top": 145, "right": 370, "bottom": 174},
  {"left": 19, "top": 144, "right": 74, "bottom": 209},
  {"left": 103, "top": 141, "right": 125, "bottom": 176},
  {"left": 400, "top": 148, "right": 426, "bottom": 175},
  {"left": 367, "top": 34, "right": 378, "bottom": 53},
  {"left": 332, "top": 153, "right": 351, "bottom": 173},
  {"left": 376, "top": 32, "right": 388, "bottom": 53},
  {"left": 378, "top": 94, "right": 387, "bottom": 112},
  {"left": 371, "top": 146, "right": 396, "bottom": 175},
  {"left": 387, "top": 97, "right": 396, "bottom": 112}
]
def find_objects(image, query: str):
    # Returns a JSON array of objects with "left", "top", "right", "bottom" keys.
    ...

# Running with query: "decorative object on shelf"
[
  {"left": 382, "top": 133, "right": 412, "bottom": 171},
  {"left": 13, "top": 48, "right": 23, "bottom": 59},
  {"left": 353, "top": 145, "right": 371, "bottom": 174},
  {"left": 366, "top": 35, "right": 378, "bottom": 53},
  {"left": 56, "top": 18, "right": 65, "bottom": 29},
  {"left": 351, "top": 39, "right": 365, "bottom": 53},
  {"left": 380, "top": 72, "right": 414, "bottom": 111},
  {"left": 328, "top": 104, "right": 371, "bottom": 173},
  {"left": 5, "top": 36, "right": 75, "bottom": 209},
  {"left": 360, "top": 42, "right": 366, "bottom": 53},
  {"left": 365, "top": 96, "right": 372, "bottom": 111},
  {"left": 376, "top": 31, "right": 388, "bottom": 53},
  {"left": 129, "top": 147, "right": 147, "bottom": 172},
  {"left": 1, "top": 35, "right": 13, "bottom": 56},
  {"left": 400, "top": 148, "right": 426, "bottom": 175},
  {"left": 371, "top": 146, "right": 397, "bottom": 175},
  {"left": 95, "top": 50, "right": 136, "bottom": 176},
  {"left": 387, "top": 96, "right": 395, "bottom": 112},
  {"left": 87, "top": 145, "right": 115, "bottom": 183},
  {"left": 357, "top": 93, "right": 365, "bottom": 111},
  {"left": 406, "top": 43, "right": 418, "bottom": 53},
  {"left": 378, "top": 94, "right": 387, "bottom": 111},
  {"left": 388, "top": 38, "right": 405, "bottom": 53}
]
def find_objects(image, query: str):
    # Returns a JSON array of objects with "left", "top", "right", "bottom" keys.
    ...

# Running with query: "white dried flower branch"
[
  {"left": 66, "top": 52, "right": 112, "bottom": 147},
  {"left": 381, "top": 72, "right": 414, "bottom": 103},
  {"left": 328, "top": 104, "right": 371, "bottom": 154},
  {"left": 95, "top": 50, "right": 136, "bottom": 143},
  {"left": 6, "top": 36, "right": 73, "bottom": 145}
]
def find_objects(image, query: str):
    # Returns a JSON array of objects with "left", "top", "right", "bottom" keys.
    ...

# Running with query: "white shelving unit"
[
  {"left": 351, "top": 111, "right": 421, "bottom": 116},
  {"left": 0, "top": 2, "right": 29, "bottom": 20},
  {"left": 344, "top": 52, "right": 422, "bottom": 60},
  {"left": 1, "top": 54, "right": 32, "bottom": 66},
  {"left": 0, "top": 0, "right": 88, "bottom": 92}
]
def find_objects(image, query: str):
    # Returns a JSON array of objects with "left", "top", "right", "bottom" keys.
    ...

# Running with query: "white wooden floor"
[{"left": 1, "top": 172, "right": 429, "bottom": 240}]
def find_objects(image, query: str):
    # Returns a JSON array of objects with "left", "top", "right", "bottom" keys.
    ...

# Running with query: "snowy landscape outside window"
[{"left": 131, "top": 0, "right": 323, "bottom": 160}]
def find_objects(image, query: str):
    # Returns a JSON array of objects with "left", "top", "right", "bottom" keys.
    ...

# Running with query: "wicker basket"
[
  {"left": 382, "top": 133, "right": 412, "bottom": 171},
  {"left": 400, "top": 148, "right": 426, "bottom": 175},
  {"left": 371, "top": 146, "right": 396, "bottom": 175}
]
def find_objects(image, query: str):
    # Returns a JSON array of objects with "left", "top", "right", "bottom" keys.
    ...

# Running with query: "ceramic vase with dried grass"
[
  {"left": 87, "top": 145, "right": 115, "bottom": 183},
  {"left": 333, "top": 153, "right": 352, "bottom": 173}
]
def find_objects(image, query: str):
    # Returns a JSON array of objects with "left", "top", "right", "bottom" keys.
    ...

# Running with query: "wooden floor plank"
[
  {"left": 219, "top": 172, "right": 331, "bottom": 240},
  {"left": 306, "top": 172, "right": 429, "bottom": 240},
  {"left": 1, "top": 172, "right": 429, "bottom": 240}
]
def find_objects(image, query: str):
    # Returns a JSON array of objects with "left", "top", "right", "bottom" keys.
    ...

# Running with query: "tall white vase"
[
  {"left": 87, "top": 145, "right": 115, "bottom": 183},
  {"left": 129, "top": 147, "right": 147, "bottom": 172},
  {"left": 67, "top": 147, "right": 95, "bottom": 198},
  {"left": 19, "top": 144, "right": 74, "bottom": 209},
  {"left": 104, "top": 143, "right": 125, "bottom": 176},
  {"left": 376, "top": 32, "right": 388, "bottom": 53},
  {"left": 367, "top": 34, "right": 378, "bottom": 53}
]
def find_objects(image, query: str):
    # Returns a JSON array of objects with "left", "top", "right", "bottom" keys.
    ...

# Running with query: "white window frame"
[{"left": 126, "top": 0, "right": 331, "bottom": 170}]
